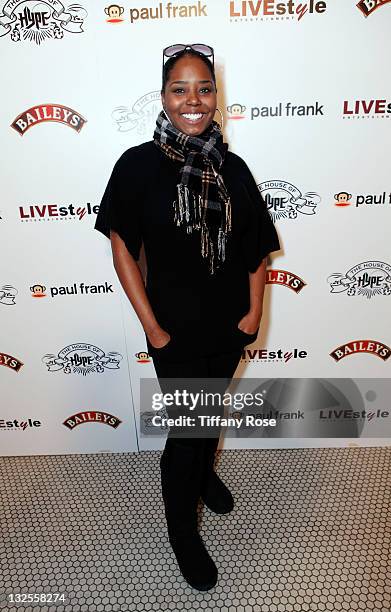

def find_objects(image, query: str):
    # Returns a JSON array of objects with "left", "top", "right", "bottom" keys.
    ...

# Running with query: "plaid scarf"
[{"left": 153, "top": 110, "right": 232, "bottom": 275}]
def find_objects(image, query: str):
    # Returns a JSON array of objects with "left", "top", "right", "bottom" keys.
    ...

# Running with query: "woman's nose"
[{"left": 186, "top": 90, "right": 201, "bottom": 105}]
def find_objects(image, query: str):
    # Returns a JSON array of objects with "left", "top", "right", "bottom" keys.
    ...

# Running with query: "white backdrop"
[{"left": 1, "top": 0, "right": 390, "bottom": 456}]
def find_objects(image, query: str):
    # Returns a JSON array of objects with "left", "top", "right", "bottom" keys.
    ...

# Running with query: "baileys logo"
[
  {"left": 11, "top": 104, "right": 86, "bottom": 135},
  {"left": 357, "top": 0, "right": 391, "bottom": 16}
]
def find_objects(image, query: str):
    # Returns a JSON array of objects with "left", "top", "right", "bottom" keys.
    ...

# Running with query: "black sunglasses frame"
[{"left": 162, "top": 44, "right": 215, "bottom": 84}]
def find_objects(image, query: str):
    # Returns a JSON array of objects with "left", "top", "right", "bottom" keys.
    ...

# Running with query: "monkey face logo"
[
  {"left": 105, "top": 4, "right": 124, "bottom": 22},
  {"left": 334, "top": 192, "right": 352, "bottom": 207},
  {"left": 227, "top": 103, "right": 246, "bottom": 120},
  {"left": 30, "top": 284, "right": 46, "bottom": 298},
  {"left": 135, "top": 351, "right": 150, "bottom": 363}
]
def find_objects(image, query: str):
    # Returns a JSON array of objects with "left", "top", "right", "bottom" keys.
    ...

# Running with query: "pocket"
[{"left": 236, "top": 326, "right": 259, "bottom": 346}]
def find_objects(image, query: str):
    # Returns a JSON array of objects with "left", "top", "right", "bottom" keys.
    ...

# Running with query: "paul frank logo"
[
  {"left": 0, "top": 1, "right": 86, "bottom": 45},
  {"left": 227, "top": 103, "right": 246, "bottom": 119},
  {"left": 112, "top": 91, "right": 161, "bottom": 136},
  {"left": 127, "top": 1, "right": 207, "bottom": 23},
  {"left": 330, "top": 340, "right": 390, "bottom": 362},
  {"left": 19, "top": 202, "right": 99, "bottom": 222},
  {"left": 251, "top": 101, "right": 324, "bottom": 119},
  {"left": 42, "top": 343, "right": 123, "bottom": 375},
  {"left": 135, "top": 351, "right": 151, "bottom": 363},
  {"left": 229, "top": 0, "right": 327, "bottom": 21},
  {"left": 11, "top": 104, "right": 86, "bottom": 135},
  {"left": 63, "top": 411, "right": 122, "bottom": 430},
  {"left": 0, "top": 351, "right": 24, "bottom": 371},
  {"left": 0, "top": 285, "right": 17, "bottom": 305},
  {"left": 357, "top": 0, "right": 391, "bottom": 16},
  {"left": 31, "top": 282, "right": 114, "bottom": 298},
  {"left": 343, "top": 99, "right": 391, "bottom": 119},
  {"left": 31, "top": 284, "right": 46, "bottom": 297},
  {"left": 258, "top": 180, "right": 320, "bottom": 222},
  {"left": 104, "top": 4, "right": 124, "bottom": 21},
  {"left": 266, "top": 270, "right": 306, "bottom": 293},
  {"left": 327, "top": 261, "right": 391, "bottom": 299},
  {"left": 334, "top": 190, "right": 391, "bottom": 208},
  {"left": 241, "top": 348, "right": 308, "bottom": 363}
]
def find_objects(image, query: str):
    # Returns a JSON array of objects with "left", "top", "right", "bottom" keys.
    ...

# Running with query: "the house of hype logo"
[
  {"left": 334, "top": 190, "right": 391, "bottom": 208},
  {"left": 229, "top": 0, "right": 327, "bottom": 21},
  {"left": 112, "top": 91, "right": 161, "bottom": 136},
  {"left": 342, "top": 98, "right": 391, "bottom": 119},
  {"left": 0, "top": 284, "right": 17, "bottom": 305},
  {"left": 357, "top": 0, "right": 391, "bottom": 16},
  {"left": 106, "top": 1, "right": 208, "bottom": 24},
  {"left": 19, "top": 202, "right": 98, "bottom": 222},
  {"left": 258, "top": 180, "right": 321, "bottom": 222},
  {"left": 327, "top": 261, "right": 391, "bottom": 299},
  {"left": 42, "top": 343, "right": 123, "bottom": 375},
  {"left": 11, "top": 104, "right": 86, "bottom": 135},
  {"left": 0, "top": 1, "right": 86, "bottom": 45},
  {"left": 330, "top": 340, "right": 390, "bottom": 362}
]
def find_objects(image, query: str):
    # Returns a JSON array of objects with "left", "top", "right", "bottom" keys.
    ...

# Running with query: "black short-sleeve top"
[{"left": 95, "top": 141, "right": 280, "bottom": 360}]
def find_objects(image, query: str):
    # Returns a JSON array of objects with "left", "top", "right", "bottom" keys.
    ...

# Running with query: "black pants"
[{"left": 152, "top": 348, "right": 242, "bottom": 443}]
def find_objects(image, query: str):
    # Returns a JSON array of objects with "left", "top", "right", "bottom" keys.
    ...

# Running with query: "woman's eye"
[
  {"left": 173, "top": 88, "right": 185, "bottom": 94},
  {"left": 200, "top": 88, "right": 211, "bottom": 94}
]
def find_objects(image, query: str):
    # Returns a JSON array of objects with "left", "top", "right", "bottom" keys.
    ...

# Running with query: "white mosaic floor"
[{"left": 1, "top": 447, "right": 390, "bottom": 611}]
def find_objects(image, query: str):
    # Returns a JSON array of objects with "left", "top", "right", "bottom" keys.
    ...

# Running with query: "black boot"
[
  {"left": 200, "top": 437, "right": 234, "bottom": 514},
  {"left": 160, "top": 438, "right": 218, "bottom": 591}
]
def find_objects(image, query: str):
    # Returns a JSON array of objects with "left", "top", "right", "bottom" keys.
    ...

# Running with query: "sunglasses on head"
[{"left": 162, "top": 43, "right": 214, "bottom": 79}]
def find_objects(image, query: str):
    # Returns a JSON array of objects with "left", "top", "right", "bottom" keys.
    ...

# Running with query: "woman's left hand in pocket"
[{"left": 237, "top": 310, "right": 262, "bottom": 334}]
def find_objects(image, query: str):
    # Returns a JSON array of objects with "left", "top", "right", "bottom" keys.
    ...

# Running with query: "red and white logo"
[
  {"left": 266, "top": 270, "right": 306, "bottom": 293},
  {"left": 11, "top": 104, "right": 86, "bottom": 135},
  {"left": 330, "top": 340, "right": 390, "bottom": 362}
]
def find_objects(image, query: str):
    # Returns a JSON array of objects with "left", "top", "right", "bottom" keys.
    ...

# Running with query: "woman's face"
[{"left": 161, "top": 54, "right": 217, "bottom": 136}]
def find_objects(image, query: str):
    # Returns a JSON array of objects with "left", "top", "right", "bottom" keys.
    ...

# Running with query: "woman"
[{"left": 95, "top": 43, "right": 280, "bottom": 591}]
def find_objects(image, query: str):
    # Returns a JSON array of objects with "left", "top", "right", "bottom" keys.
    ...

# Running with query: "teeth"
[{"left": 182, "top": 113, "right": 203, "bottom": 120}]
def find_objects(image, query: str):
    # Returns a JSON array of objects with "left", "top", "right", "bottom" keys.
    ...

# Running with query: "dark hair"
[{"left": 161, "top": 49, "right": 216, "bottom": 93}]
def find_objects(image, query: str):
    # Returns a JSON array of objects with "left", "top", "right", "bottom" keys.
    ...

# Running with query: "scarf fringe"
[{"left": 174, "top": 184, "right": 231, "bottom": 275}]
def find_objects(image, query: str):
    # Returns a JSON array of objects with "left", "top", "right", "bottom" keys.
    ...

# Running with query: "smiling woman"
[{"left": 94, "top": 43, "right": 280, "bottom": 592}]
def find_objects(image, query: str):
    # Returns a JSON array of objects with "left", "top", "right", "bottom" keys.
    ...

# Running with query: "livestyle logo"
[
  {"left": 357, "top": 0, "right": 391, "bottom": 17},
  {"left": 266, "top": 270, "right": 306, "bottom": 293},
  {"left": 108, "top": 1, "right": 208, "bottom": 24},
  {"left": 19, "top": 202, "right": 98, "bottom": 222},
  {"left": 241, "top": 348, "right": 308, "bottom": 363},
  {"left": 31, "top": 282, "right": 114, "bottom": 298},
  {"left": 0, "top": 351, "right": 24, "bottom": 372},
  {"left": 327, "top": 261, "right": 391, "bottom": 299},
  {"left": 330, "top": 340, "right": 390, "bottom": 362},
  {"left": 112, "top": 91, "right": 161, "bottom": 135},
  {"left": 11, "top": 104, "right": 86, "bottom": 135},
  {"left": 63, "top": 411, "right": 122, "bottom": 430},
  {"left": 334, "top": 190, "right": 391, "bottom": 208},
  {"left": 258, "top": 180, "right": 321, "bottom": 222},
  {"left": 0, "top": 1, "right": 87, "bottom": 44},
  {"left": 42, "top": 343, "right": 123, "bottom": 375},
  {"left": 0, "top": 418, "right": 42, "bottom": 431},
  {"left": 229, "top": 0, "right": 327, "bottom": 21},
  {"left": 0, "top": 285, "right": 17, "bottom": 305},
  {"left": 342, "top": 99, "right": 391, "bottom": 119},
  {"left": 319, "top": 409, "right": 389, "bottom": 422}
]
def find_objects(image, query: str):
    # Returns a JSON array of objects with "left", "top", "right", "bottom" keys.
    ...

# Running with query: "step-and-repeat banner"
[{"left": 1, "top": 0, "right": 390, "bottom": 455}]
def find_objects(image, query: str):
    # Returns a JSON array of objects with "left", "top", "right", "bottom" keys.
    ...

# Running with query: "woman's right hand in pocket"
[{"left": 147, "top": 326, "right": 171, "bottom": 349}]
